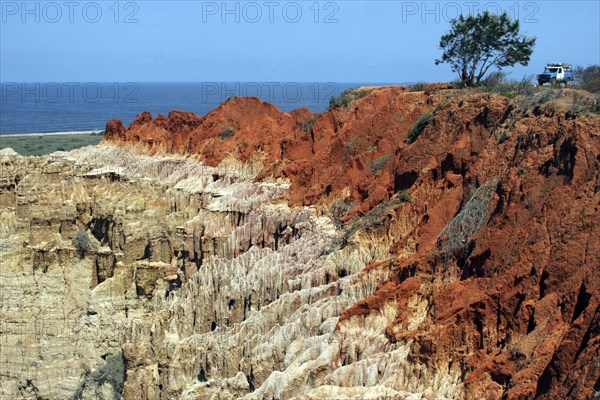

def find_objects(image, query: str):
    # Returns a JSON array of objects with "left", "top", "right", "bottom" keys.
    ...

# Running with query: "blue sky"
[{"left": 1, "top": 0, "right": 599, "bottom": 82}]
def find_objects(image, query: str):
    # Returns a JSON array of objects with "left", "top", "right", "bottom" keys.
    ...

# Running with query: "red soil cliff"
[{"left": 104, "top": 86, "right": 600, "bottom": 399}]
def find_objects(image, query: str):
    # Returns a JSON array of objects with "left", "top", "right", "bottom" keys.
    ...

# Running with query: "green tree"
[{"left": 435, "top": 12, "right": 536, "bottom": 86}]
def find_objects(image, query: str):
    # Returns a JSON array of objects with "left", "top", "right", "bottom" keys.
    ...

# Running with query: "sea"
[{"left": 0, "top": 82, "right": 403, "bottom": 135}]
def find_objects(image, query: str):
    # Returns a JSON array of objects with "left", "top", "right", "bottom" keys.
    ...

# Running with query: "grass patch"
[
  {"left": 406, "top": 111, "right": 435, "bottom": 144},
  {"left": 0, "top": 133, "right": 102, "bottom": 156}
]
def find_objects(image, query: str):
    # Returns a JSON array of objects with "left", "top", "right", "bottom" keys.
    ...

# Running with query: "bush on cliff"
[
  {"left": 221, "top": 127, "right": 235, "bottom": 139},
  {"left": 75, "top": 230, "right": 91, "bottom": 258},
  {"left": 406, "top": 111, "right": 435, "bottom": 143},
  {"left": 71, "top": 351, "right": 125, "bottom": 400},
  {"left": 329, "top": 88, "right": 372, "bottom": 110}
]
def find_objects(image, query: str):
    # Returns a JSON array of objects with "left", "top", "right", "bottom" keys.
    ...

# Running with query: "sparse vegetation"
[
  {"left": 573, "top": 65, "right": 600, "bottom": 93},
  {"left": 518, "top": 164, "right": 528, "bottom": 177},
  {"left": 70, "top": 352, "right": 125, "bottom": 400},
  {"left": 368, "top": 153, "right": 391, "bottom": 174},
  {"left": 329, "top": 88, "right": 372, "bottom": 110},
  {"left": 329, "top": 191, "right": 412, "bottom": 249},
  {"left": 566, "top": 92, "right": 600, "bottom": 118},
  {"left": 480, "top": 71, "right": 536, "bottom": 97},
  {"left": 398, "top": 190, "right": 411, "bottom": 203},
  {"left": 515, "top": 89, "right": 562, "bottom": 112},
  {"left": 344, "top": 193, "right": 412, "bottom": 239},
  {"left": 437, "top": 181, "right": 496, "bottom": 258},
  {"left": 330, "top": 199, "right": 355, "bottom": 229},
  {"left": 406, "top": 111, "right": 435, "bottom": 143},
  {"left": 408, "top": 82, "right": 426, "bottom": 92},
  {"left": 74, "top": 230, "right": 92, "bottom": 259},
  {"left": 301, "top": 117, "right": 317, "bottom": 133},
  {"left": 345, "top": 136, "right": 359, "bottom": 160},
  {"left": 497, "top": 132, "right": 510, "bottom": 144}
]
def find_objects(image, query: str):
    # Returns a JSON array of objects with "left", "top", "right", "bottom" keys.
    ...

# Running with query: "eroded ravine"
[
  {"left": 1, "top": 144, "right": 444, "bottom": 399},
  {"left": 1, "top": 86, "right": 599, "bottom": 400}
]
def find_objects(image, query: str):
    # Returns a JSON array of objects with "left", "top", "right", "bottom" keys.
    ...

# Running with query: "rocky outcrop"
[{"left": 1, "top": 86, "right": 598, "bottom": 399}]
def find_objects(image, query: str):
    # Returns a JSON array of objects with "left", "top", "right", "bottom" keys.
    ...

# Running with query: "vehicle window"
[{"left": 549, "top": 68, "right": 558, "bottom": 73}]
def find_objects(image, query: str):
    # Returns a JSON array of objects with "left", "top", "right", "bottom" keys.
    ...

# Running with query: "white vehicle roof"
[{"left": 546, "top": 63, "right": 572, "bottom": 69}]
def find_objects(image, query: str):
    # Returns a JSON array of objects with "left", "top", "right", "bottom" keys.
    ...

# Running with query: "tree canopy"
[{"left": 435, "top": 12, "right": 536, "bottom": 86}]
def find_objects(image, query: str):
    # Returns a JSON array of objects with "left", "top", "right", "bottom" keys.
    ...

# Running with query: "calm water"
[{"left": 0, "top": 82, "right": 400, "bottom": 135}]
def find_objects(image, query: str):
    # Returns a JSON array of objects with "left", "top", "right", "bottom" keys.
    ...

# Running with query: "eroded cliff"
[{"left": 1, "top": 86, "right": 598, "bottom": 399}]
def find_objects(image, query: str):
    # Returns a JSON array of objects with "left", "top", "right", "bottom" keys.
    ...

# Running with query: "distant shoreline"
[{"left": 0, "top": 130, "right": 103, "bottom": 138}]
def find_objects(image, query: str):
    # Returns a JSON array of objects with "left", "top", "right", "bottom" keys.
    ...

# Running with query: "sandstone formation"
[{"left": 1, "top": 86, "right": 598, "bottom": 399}]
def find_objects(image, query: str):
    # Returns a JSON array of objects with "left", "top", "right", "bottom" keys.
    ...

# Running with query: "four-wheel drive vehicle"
[{"left": 537, "top": 63, "right": 573, "bottom": 86}]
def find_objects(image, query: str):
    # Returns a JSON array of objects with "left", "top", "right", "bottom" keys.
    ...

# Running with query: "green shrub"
[
  {"left": 74, "top": 230, "right": 91, "bottom": 258},
  {"left": 398, "top": 190, "right": 411, "bottom": 203},
  {"left": 406, "top": 111, "right": 435, "bottom": 143},
  {"left": 221, "top": 127, "right": 235, "bottom": 139},
  {"left": 497, "top": 132, "right": 510, "bottom": 144},
  {"left": 329, "top": 88, "right": 372, "bottom": 110},
  {"left": 301, "top": 117, "right": 317, "bottom": 132}
]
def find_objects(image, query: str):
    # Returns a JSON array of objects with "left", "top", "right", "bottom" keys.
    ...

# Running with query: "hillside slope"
[{"left": 0, "top": 86, "right": 597, "bottom": 400}]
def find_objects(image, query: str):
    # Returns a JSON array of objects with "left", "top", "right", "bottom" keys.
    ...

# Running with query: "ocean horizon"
[{"left": 0, "top": 81, "right": 409, "bottom": 135}]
